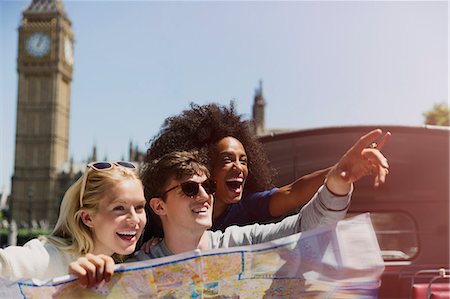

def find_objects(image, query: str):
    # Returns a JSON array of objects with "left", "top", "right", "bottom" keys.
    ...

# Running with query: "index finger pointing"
[
  {"left": 353, "top": 129, "right": 383, "bottom": 152},
  {"left": 375, "top": 131, "right": 392, "bottom": 151}
]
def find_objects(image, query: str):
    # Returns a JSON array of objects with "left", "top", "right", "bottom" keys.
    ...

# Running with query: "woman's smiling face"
[
  {"left": 211, "top": 137, "right": 249, "bottom": 206},
  {"left": 84, "top": 178, "right": 147, "bottom": 256}
]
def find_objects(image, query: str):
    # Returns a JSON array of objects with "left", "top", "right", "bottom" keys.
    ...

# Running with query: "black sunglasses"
[
  {"left": 89, "top": 161, "right": 136, "bottom": 171},
  {"left": 162, "top": 179, "right": 216, "bottom": 198}
]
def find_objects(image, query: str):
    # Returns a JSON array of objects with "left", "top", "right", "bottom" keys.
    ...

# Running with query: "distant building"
[
  {"left": 251, "top": 80, "right": 293, "bottom": 137},
  {"left": 8, "top": 0, "right": 145, "bottom": 228},
  {"left": 252, "top": 80, "right": 266, "bottom": 136},
  {"left": 10, "top": 0, "right": 74, "bottom": 226},
  {"left": 129, "top": 141, "right": 146, "bottom": 163},
  {"left": 9, "top": 0, "right": 274, "bottom": 228}
]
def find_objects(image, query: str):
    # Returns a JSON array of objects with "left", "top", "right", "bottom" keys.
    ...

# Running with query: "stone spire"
[
  {"left": 24, "top": 0, "right": 66, "bottom": 14},
  {"left": 91, "top": 144, "right": 97, "bottom": 162},
  {"left": 23, "top": 0, "right": 70, "bottom": 23},
  {"left": 252, "top": 79, "right": 266, "bottom": 136}
]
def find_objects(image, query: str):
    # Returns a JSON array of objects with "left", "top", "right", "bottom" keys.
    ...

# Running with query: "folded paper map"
[{"left": 0, "top": 213, "right": 384, "bottom": 298}]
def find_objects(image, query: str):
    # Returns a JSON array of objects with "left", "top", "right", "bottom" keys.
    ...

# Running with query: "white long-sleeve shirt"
[
  {"left": 134, "top": 184, "right": 352, "bottom": 259},
  {"left": 0, "top": 238, "right": 77, "bottom": 280}
]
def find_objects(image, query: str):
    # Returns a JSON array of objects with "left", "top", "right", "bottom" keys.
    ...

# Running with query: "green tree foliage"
[{"left": 423, "top": 102, "right": 450, "bottom": 126}]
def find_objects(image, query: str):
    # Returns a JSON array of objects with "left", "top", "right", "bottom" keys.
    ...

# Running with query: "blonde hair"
[{"left": 40, "top": 164, "right": 142, "bottom": 262}]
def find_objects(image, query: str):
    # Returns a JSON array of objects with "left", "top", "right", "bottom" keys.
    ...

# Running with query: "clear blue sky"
[{"left": 1, "top": 0, "right": 448, "bottom": 194}]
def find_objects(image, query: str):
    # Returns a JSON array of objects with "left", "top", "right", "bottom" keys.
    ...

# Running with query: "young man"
[
  {"left": 134, "top": 149, "right": 354, "bottom": 259},
  {"left": 71, "top": 129, "right": 389, "bottom": 286}
]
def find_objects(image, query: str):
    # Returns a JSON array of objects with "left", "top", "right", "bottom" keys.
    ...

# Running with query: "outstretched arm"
[
  {"left": 268, "top": 129, "right": 390, "bottom": 217},
  {"left": 268, "top": 167, "right": 331, "bottom": 217}
]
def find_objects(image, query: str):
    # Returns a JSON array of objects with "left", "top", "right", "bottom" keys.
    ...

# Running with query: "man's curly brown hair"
[{"left": 143, "top": 102, "right": 274, "bottom": 192}]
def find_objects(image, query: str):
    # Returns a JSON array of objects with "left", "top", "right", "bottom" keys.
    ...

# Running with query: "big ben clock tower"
[{"left": 11, "top": 0, "right": 74, "bottom": 225}]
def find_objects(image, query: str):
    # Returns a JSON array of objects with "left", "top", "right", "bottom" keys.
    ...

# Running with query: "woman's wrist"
[{"left": 325, "top": 167, "right": 352, "bottom": 196}]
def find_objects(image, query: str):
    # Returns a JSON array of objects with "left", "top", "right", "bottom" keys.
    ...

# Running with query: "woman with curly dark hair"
[{"left": 140, "top": 102, "right": 332, "bottom": 239}]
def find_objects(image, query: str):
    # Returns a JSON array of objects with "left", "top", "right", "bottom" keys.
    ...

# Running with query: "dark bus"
[{"left": 259, "top": 125, "right": 450, "bottom": 298}]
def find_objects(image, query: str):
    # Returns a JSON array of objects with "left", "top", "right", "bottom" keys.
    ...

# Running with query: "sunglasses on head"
[
  {"left": 88, "top": 161, "right": 136, "bottom": 171},
  {"left": 162, "top": 179, "right": 216, "bottom": 198},
  {"left": 79, "top": 161, "right": 136, "bottom": 208}
]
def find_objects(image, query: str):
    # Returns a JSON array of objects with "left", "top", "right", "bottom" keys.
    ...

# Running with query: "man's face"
[
  {"left": 158, "top": 173, "right": 214, "bottom": 234},
  {"left": 212, "top": 136, "right": 249, "bottom": 205}
]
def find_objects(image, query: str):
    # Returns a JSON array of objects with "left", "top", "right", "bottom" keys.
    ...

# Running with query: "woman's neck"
[{"left": 212, "top": 198, "right": 227, "bottom": 221}]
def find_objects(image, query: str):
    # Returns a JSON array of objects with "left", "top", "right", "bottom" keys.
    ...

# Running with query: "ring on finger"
[{"left": 368, "top": 142, "right": 378, "bottom": 149}]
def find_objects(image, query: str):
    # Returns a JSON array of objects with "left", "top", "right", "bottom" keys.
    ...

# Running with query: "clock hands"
[
  {"left": 27, "top": 33, "right": 50, "bottom": 57},
  {"left": 36, "top": 36, "right": 43, "bottom": 49}
]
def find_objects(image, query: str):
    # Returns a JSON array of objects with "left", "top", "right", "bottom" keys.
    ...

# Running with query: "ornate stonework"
[{"left": 11, "top": 0, "right": 74, "bottom": 226}]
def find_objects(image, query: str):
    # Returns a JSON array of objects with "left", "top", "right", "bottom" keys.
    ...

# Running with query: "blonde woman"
[{"left": 0, "top": 162, "right": 146, "bottom": 281}]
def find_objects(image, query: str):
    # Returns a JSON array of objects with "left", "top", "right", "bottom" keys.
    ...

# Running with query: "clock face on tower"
[
  {"left": 26, "top": 32, "right": 51, "bottom": 57},
  {"left": 64, "top": 36, "right": 74, "bottom": 65}
]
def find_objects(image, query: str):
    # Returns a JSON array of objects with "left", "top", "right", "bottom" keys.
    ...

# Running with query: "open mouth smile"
[
  {"left": 191, "top": 204, "right": 209, "bottom": 214},
  {"left": 226, "top": 177, "right": 244, "bottom": 192},
  {"left": 116, "top": 230, "right": 138, "bottom": 241}
]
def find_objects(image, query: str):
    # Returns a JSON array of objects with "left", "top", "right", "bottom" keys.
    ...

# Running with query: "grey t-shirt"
[{"left": 133, "top": 184, "right": 351, "bottom": 260}]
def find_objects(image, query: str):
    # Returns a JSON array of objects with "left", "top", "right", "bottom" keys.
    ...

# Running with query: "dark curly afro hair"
[{"left": 142, "top": 102, "right": 274, "bottom": 193}]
